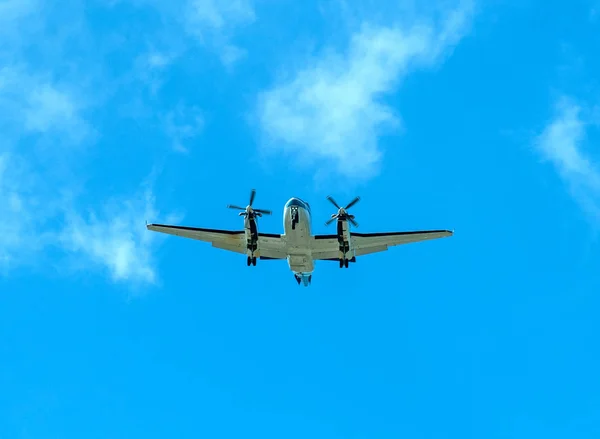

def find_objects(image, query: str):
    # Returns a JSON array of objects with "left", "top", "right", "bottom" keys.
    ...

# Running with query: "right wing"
[
  {"left": 311, "top": 229, "right": 453, "bottom": 260},
  {"left": 350, "top": 230, "right": 453, "bottom": 256},
  {"left": 146, "top": 223, "right": 287, "bottom": 259}
]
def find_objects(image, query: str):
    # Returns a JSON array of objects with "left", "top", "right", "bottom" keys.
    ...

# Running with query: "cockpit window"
[
  {"left": 300, "top": 199, "right": 310, "bottom": 211},
  {"left": 285, "top": 198, "right": 311, "bottom": 213}
]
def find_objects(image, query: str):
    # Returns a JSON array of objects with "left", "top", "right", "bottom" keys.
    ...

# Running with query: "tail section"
[{"left": 294, "top": 272, "right": 312, "bottom": 286}]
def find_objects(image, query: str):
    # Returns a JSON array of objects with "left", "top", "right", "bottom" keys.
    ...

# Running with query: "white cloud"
[
  {"left": 59, "top": 189, "right": 178, "bottom": 286},
  {"left": 0, "top": 154, "right": 35, "bottom": 270},
  {"left": 0, "top": 153, "right": 57, "bottom": 273},
  {"left": 186, "top": 0, "right": 254, "bottom": 30},
  {"left": 0, "top": 150, "right": 179, "bottom": 286},
  {"left": 131, "top": 50, "right": 178, "bottom": 95},
  {"left": 117, "top": 0, "right": 255, "bottom": 65},
  {"left": 24, "top": 83, "right": 91, "bottom": 143},
  {"left": 185, "top": 0, "right": 255, "bottom": 64},
  {"left": 146, "top": 51, "right": 173, "bottom": 69},
  {"left": 257, "top": 1, "right": 473, "bottom": 180},
  {"left": 0, "top": 150, "right": 177, "bottom": 285},
  {"left": 1, "top": 61, "right": 93, "bottom": 147},
  {"left": 535, "top": 96, "right": 600, "bottom": 220},
  {"left": 163, "top": 103, "right": 204, "bottom": 153},
  {"left": 0, "top": 0, "right": 187, "bottom": 288}
]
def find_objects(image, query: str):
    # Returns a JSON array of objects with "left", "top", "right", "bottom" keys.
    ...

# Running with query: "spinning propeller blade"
[
  {"left": 249, "top": 189, "right": 256, "bottom": 207},
  {"left": 345, "top": 196, "right": 360, "bottom": 210},
  {"left": 254, "top": 208, "right": 273, "bottom": 215},
  {"left": 325, "top": 195, "right": 360, "bottom": 227},
  {"left": 326, "top": 196, "right": 341, "bottom": 210},
  {"left": 227, "top": 189, "right": 272, "bottom": 218}
]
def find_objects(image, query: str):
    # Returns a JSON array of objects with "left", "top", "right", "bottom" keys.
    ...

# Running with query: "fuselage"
[{"left": 282, "top": 197, "right": 314, "bottom": 285}]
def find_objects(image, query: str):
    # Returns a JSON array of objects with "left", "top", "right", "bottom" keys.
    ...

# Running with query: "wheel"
[
  {"left": 252, "top": 257, "right": 257, "bottom": 266},
  {"left": 344, "top": 258, "right": 349, "bottom": 268},
  {"left": 247, "top": 256, "right": 251, "bottom": 266},
  {"left": 339, "top": 259, "right": 344, "bottom": 268}
]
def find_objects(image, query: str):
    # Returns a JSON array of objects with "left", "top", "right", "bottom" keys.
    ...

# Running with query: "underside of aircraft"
[{"left": 146, "top": 190, "right": 453, "bottom": 286}]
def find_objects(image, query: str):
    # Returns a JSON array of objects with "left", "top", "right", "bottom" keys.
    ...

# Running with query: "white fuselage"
[
  {"left": 283, "top": 198, "right": 314, "bottom": 275},
  {"left": 282, "top": 198, "right": 315, "bottom": 280}
]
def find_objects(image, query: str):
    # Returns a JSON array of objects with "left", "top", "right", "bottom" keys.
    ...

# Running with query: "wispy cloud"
[
  {"left": 163, "top": 103, "right": 204, "bottom": 153},
  {"left": 0, "top": 1, "right": 180, "bottom": 286},
  {"left": 0, "top": 153, "right": 46, "bottom": 272},
  {"left": 535, "top": 96, "right": 600, "bottom": 220},
  {"left": 59, "top": 189, "right": 174, "bottom": 286},
  {"left": 24, "top": 82, "right": 92, "bottom": 143},
  {"left": 131, "top": 49, "right": 178, "bottom": 96},
  {"left": 0, "top": 147, "right": 177, "bottom": 285},
  {"left": 112, "top": 0, "right": 256, "bottom": 66},
  {"left": 256, "top": 1, "right": 474, "bottom": 180},
  {"left": 184, "top": 0, "right": 255, "bottom": 65}
]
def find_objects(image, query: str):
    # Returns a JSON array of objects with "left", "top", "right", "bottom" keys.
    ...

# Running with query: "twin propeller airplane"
[{"left": 146, "top": 189, "right": 453, "bottom": 286}]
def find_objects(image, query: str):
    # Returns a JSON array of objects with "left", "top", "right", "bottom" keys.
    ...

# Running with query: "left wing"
[
  {"left": 146, "top": 223, "right": 287, "bottom": 259},
  {"left": 312, "top": 229, "right": 453, "bottom": 260}
]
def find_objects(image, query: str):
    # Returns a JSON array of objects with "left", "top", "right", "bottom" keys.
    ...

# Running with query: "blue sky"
[{"left": 1, "top": 0, "right": 600, "bottom": 437}]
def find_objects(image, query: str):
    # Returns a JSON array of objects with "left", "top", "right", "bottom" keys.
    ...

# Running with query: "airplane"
[{"left": 146, "top": 189, "right": 453, "bottom": 286}]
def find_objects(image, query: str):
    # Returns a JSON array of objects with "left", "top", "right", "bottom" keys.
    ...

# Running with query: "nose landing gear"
[{"left": 291, "top": 207, "right": 299, "bottom": 230}]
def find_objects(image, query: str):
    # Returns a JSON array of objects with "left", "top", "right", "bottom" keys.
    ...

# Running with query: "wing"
[
  {"left": 146, "top": 223, "right": 287, "bottom": 259},
  {"left": 312, "top": 229, "right": 453, "bottom": 260}
]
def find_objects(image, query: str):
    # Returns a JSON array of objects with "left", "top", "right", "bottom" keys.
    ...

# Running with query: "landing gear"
[
  {"left": 247, "top": 239, "right": 258, "bottom": 266},
  {"left": 291, "top": 207, "right": 299, "bottom": 230},
  {"left": 294, "top": 273, "right": 312, "bottom": 286},
  {"left": 338, "top": 241, "right": 351, "bottom": 269}
]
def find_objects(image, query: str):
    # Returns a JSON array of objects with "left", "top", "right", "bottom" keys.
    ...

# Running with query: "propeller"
[
  {"left": 325, "top": 195, "right": 360, "bottom": 227},
  {"left": 227, "top": 189, "right": 272, "bottom": 218}
]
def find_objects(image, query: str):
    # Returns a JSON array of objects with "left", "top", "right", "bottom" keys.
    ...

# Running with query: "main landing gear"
[
  {"left": 339, "top": 242, "right": 350, "bottom": 268},
  {"left": 247, "top": 239, "right": 258, "bottom": 266}
]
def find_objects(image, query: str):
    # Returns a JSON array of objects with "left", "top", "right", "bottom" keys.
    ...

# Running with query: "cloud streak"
[
  {"left": 110, "top": 0, "right": 256, "bottom": 65},
  {"left": 60, "top": 190, "right": 170, "bottom": 286},
  {"left": 0, "top": 153, "right": 44, "bottom": 272},
  {"left": 0, "top": 0, "right": 180, "bottom": 286},
  {"left": 184, "top": 0, "right": 256, "bottom": 64},
  {"left": 257, "top": 1, "right": 474, "bottom": 180},
  {"left": 0, "top": 148, "right": 174, "bottom": 285},
  {"left": 535, "top": 96, "right": 600, "bottom": 221}
]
